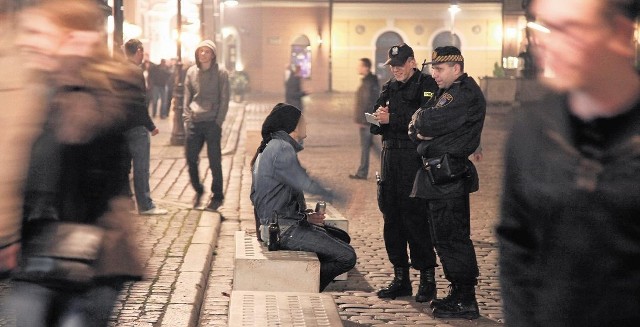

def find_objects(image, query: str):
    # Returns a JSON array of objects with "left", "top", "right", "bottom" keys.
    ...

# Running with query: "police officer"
[
  {"left": 409, "top": 46, "right": 486, "bottom": 319},
  {"left": 371, "top": 43, "right": 439, "bottom": 302}
]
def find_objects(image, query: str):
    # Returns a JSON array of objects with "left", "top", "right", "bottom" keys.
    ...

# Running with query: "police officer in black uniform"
[
  {"left": 371, "top": 43, "right": 439, "bottom": 302},
  {"left": 409, "top": 46, "right": 486, "bottom": 319}
]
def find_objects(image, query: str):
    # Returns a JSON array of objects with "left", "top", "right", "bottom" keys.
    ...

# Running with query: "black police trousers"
[
  {"left": 427, "top": 194, "right": 479, "bottom": 284},
  {"left": 378, "top": 147, "right": 436, "bottom": 270}
]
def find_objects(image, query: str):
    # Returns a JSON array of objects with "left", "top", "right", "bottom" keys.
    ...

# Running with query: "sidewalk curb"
[
  {"left": 160, "top": 210, "right": 222, "bottom": 327},
  {"left": 159, "top": 101, "right": 246, "bottom": 327}
]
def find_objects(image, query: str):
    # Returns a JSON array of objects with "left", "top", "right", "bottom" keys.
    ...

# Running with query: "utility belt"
[
  {"left": 421, "top": 153, "right": 470, "bottom": 185},
  {"left": 383, "top": 139, "right": 416, "bottom": 149}
]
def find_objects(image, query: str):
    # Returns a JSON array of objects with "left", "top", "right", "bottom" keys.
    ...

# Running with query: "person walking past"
[
  {"left": 497, "top": 0, "right": 640, "bottom": 326},
  {"left": 285, "top": 65, "right": 307, "bottom": 111},
  {"left": 123, "top": 39, "right": 167, "bottom": 216},
  {"left": 371, "top": 43, "right": 439, "bottom": 303},
  {"left": 183, "top": 40, "right": 230, "bottom": 211},
  {"left": 349, "top": 58, "right": 381, "bottom": 180},
  {"left": 10, "top": 1, "right": 144, "bottom": 325},
  {"left": 409, "top": 46, "right": 486, "bottom": 319}
]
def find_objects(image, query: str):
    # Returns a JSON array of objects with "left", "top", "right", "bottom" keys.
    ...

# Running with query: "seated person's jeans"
[{"left": 279, "top": 223, "right": 357, "bottom": 291}]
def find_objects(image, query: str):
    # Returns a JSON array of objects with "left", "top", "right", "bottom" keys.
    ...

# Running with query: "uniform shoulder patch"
[{"left": 435, "top": 92, "right": 454, "bottom": 108}]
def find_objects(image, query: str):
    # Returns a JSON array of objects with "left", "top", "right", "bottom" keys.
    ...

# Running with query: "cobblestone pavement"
[
  {"left": 198, "top": 92, "right": 511, "bottom": 326},
  {"left": 0, "top": 91, "right": 510, "bottom": 327}
]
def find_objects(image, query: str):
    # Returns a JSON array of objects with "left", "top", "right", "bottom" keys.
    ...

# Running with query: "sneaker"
[
  {"left": 348, "top": 174, "right": 367, "bottom": 180},
  {"left": 193, "top": 191, "right": 204, "bottom": 208},
  {"left": 140, "top": 207, "right": 168, "bottom": 215},
  {"left": 205, "top": 198, "right": 223, "bottom": 212}
]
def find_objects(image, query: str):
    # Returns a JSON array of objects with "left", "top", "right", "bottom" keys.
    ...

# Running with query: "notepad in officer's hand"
[{"left": 365, "top": 113, "right": 380, "bottom": 126}]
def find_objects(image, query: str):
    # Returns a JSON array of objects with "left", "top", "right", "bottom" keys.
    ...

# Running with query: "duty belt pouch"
[
  {"left": 13, "top": 221, "right": 104, "bottom": 289},
  {"left": 422, "top": 153, "right": 468, "bottom": 185}
]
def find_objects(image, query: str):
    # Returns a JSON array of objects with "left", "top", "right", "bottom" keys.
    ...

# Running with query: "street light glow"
[{"left": 224, "top": 0, "right": 239, "bottom": 6}]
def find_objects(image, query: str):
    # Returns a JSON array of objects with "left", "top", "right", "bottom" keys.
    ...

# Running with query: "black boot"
[
  {"left": 377, "top": 266, "right": 412, "bottom": 299},
  {"left": 415, "top": 268, "right": 437, "bottom": 302},
  {"left": 432, "top": 284, "right": 480, "bottom": 320}
]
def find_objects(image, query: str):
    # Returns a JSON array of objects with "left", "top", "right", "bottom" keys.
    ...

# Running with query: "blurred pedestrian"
[
  {"left": 497, "top": 0, "right": 640, "bottom": 326},
  {"left": 250, "top": 103, "right": 356, "bottom": 291},
  {"left": 148, "top": 59, "right": 170, "bottom": 119},
  {"left": 371, "top": 43, "right": 439, "bottom": 302},
  {"left": 409, "top": 46, "right": 486, "bottom": 319},
  {"left": 349, "top": 58, "right": 381, "bottom": 180},
  {"left": 9, "top": 1, "right": 144, "bottom": 325},
  {"left": 285, "top": 65, "right": 307, "bottom": 111},
  {"left": 0, "top": 0, "right": 46, "bottom": 278},
  {"left": 183, "top": 40, "right": 230, "bottom": 211},
  {"left": 122, "top": 38, "right": 167, "bottom": 216}
]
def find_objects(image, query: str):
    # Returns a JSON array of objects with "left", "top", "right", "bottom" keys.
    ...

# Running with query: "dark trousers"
[
  {"left": 280, "top": 223, "right": 356, "bottom": 291},
  {"left": 355, "top": 126, "right": 381, "bottom": 178},
  {"left": 378, "top": 147, "right": 436, "bottom": 270},
  {"left": 10, "top": 281, "right": 122, "bottom": 327},
  {"left": 427, "top": 194, "right": 479, "bottom": 284},
  {"left": 185, "top": 121, "right": 224, "bottom": 199}
]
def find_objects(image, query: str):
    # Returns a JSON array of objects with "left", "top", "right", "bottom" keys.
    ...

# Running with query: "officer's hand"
[
  {"left": 375, "top": 106, "right": 390, "bottom": 125},
  {"left": 471, "top": 152, "right": 483, "bottom": 162},
  {"left": 307, "top": 212, "right": 325, "bottom": 226},
  {"left": 151, "top": 128, "right": 159, "bottom": 136}
]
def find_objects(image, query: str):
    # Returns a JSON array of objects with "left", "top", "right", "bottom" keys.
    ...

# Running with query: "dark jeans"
[
  {"left": 150, "top": 85, "right": 166, "bottom": 118},
  {"left": 10, "top": 281, "right": 122, "bottom": 327},
  {"left": 355, "top": 126, "right": 380, "bottom": 178},
  {"left": 125, "top": 126, "right": 155, "bottom": 212},
  {"left": 185, "top": 121, "right": 224, "bottom": 199},
  {"left": 280, "top": 223, "right": 357, "bottom": 291},
  {"left": 378, "top": 147, "right": 436, "bottom": 270},
  {"left": 427, "top": 194, "right": 479, "bottom": 284}
]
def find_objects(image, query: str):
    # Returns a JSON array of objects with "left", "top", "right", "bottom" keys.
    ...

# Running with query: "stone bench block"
[
  {"left": 228, "top": 290, "right": 343, "bottom": 327},
  {"left": 234, "top": 230, "right": 320, "bottom": 293}
]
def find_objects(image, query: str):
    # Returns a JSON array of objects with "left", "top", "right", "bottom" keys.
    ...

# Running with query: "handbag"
[
  {"left": 13, "top": 221, "right": 104, "bottom": 289},
  {"left": 422, "top": 153, "right": 469, "bottom": 185}
]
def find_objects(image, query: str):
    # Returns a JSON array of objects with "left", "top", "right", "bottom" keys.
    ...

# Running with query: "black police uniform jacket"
[
  {"left": 497, "top": 93, "right": 640, "bottom": 327},
  {"left": 370, "top": 69, "right": 437, "bottom": 140},
  {"left": 408, "top": 73, "right": 486, "bottom": 200}
]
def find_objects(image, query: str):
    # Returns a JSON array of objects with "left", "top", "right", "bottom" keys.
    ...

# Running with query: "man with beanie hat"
[
  {"left": 250, "top": 103, "right": 356, "bottom": 291},
  {"left": 409, "top": 45, "right": 485, "bottom": 319},
  {"left": 183, "top": 40, "right": 230, "bottom": 211},
  {"left": 497, "top": 0, "right": 640, "bottom": 326},
  {"left": 371, "top": 43, "right": 440, "bottom": 304}
]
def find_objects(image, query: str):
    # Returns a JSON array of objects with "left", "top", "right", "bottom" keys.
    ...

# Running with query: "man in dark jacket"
[
  {"left": 285, "top": 65, "right": 307, "bottom": 111},
  {"left": 349, "top": 58, "right": 380, "bottom": 180},
  {"left": 183, "top": 40, "right": 230, "bottom": 211},
  {"left": 497, "top": 0, "right": 640, "bottom": 326},
  {"left": 122, "top": 39, "right": 167, "bottom": 216},
  {"left": 409, "top": 46, "right": 486, "bottom": 319},
  {"left": 371, "top": 43, "right": 439, "bottom": 303}
]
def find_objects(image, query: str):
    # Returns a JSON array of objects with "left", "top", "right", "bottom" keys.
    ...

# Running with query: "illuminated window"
[{"left": 290, "top": 35, "right": 311, "bottom": 79}]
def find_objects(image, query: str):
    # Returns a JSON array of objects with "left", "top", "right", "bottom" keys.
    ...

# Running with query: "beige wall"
[{"left": 223, "top": 2, "right": 501, "bottom": 94}]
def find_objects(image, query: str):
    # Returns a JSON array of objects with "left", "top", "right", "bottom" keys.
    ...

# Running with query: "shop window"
[
  {"left": 375, "top": 31, "right": 403, "bottom": 84},
  {"left": 291, "top": 35, "right": 312, "bottom": 79}
]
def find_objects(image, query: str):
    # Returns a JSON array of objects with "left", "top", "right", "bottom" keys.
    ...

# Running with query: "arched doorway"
[
  {"left": 290, "top": 35, "right": 311, "bottom": 79},
  {"left": 375, "top": 31, "right": 403, "bottom": 84},
  {"left": 432, "top": 31, "right": 462, "bottom": 50}
]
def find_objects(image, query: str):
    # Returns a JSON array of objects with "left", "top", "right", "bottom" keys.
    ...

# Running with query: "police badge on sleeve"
[{"left": 435, "top": 93, "right": 454, "bottom": 108}]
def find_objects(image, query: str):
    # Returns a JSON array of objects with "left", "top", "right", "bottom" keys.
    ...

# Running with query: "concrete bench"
[
  {"left": 233, "top": 230, "right": 320, "bottom": 293},
  {"left": 228, "top": 290, "right": 343, "bottom": 327}
]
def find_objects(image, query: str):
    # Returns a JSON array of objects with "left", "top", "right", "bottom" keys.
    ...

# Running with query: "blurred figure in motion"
[
  {"left": 0, "top": 0, "right": 46, "bottom": 279},
  {"left": 250, "top": 103, "right": 356, "bottom": 291},
  {"left": 497, "top": 0, "right": 640, "bottom": 326},
  {"left": 9, "top": 0, "right": 144, "bottom": 325},
  {"left": 285, "top": 65, "right": 307, "bottom": 111},
  {"left": 349, "top": 58, "right": 381, "bottom": 180}
]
